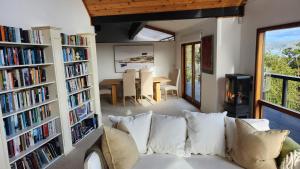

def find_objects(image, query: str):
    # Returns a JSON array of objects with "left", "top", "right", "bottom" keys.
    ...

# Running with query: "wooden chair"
[
  {"left": 161, "top": 68, "right": 180, "bottom": 100},
  {"left": 140, "top": 71, "right": 153, "bottom": 101},
  {"left": 123, "top": 71, "right": 136, "bottom": 106}
]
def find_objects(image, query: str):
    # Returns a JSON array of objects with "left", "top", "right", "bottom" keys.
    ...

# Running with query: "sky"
[{"left": 265, "top": 27, "right": 300, "bottom": 56}]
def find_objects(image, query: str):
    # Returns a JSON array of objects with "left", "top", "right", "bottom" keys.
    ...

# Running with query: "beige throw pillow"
[
  {"left": 232, "top": 119, "right": 289, "bottom": 169},
  {"left": 101, "top": 126, "right": 139, "bottom": 169}
]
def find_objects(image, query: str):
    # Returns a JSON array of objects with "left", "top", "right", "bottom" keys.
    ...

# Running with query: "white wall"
[
  {"left": 240, "top": 0, "right": 300, "bottom": 75},
  {"left": 0, "top": 0, "right": 93, "bottom": 34},
  {"left": 216, "top": 18, "right": 241, "bottom": 111},
  {"left": 97, "top": 42, "right": 176, "bottom": 82}
]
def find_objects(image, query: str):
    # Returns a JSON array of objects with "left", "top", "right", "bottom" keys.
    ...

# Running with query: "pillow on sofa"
[
  {"left": 101, "top": 126, "right": 139, "bottom": 169},
  {"left": 108, "top": 112, "right": 152, "bottom": 153},
  {"left": 225, "top": 116, "right": 270, "bottom": 153},
  {"left": 185, "top": 111, "right": 227, "bottom": 157},
  {"left": 148, "top": 114, "right": 187, "bottom": 156},
  {"left": 277, "top": 137, "right": 300, "bottom": 165},
  {"left": 232, "top": 119, "right": 289, "bottom": 169}
]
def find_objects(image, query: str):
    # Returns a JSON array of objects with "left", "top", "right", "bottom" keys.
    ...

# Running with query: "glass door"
[{"left": 182, "top": 42, "right": 201, "bottom": 107}]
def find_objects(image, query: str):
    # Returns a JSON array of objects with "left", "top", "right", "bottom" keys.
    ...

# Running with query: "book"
[
  {"left": 62, "top": 48, "right": 88, "bottom": 62},
  {"left": 3, "top": 104, "right": 51, "bottom": 136},
  {"left": 69, "top": 102, "right": 91, "bottom": 125},
  {"left": 68, "top": 90, "right": 90, "bottom": 109},
  {"left": 71, "top": 115, "right": 97, "bottom": 144},
  {"left": 66, "top": 76, "right": 88, "bottom": 93},
  {"left": 65, "top": 62, "right": 88, "bottom": 78},
  {"left": 61, "top": 33, "right": 88, "bottom": 46},
  {"left": 11, "top": 140, "right": 62, "bottom": 169}
]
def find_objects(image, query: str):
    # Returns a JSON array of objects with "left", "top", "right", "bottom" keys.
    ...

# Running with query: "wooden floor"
[{"left": 263, "top": 107, "right": 300, "bottom": 143}]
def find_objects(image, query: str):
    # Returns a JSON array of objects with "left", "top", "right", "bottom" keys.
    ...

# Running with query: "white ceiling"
[{"left": 146, "top": 18, "right": 209, "bottom": 33}]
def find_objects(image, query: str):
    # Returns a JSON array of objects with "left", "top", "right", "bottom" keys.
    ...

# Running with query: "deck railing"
[{"left": 259, "top": 73, "right": 300, "bottom": 119}]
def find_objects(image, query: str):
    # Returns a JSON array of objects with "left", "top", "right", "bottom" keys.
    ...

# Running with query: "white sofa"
[
  {"left": 133, "top": 154, "right": 242, "bottom": 169},
  {"left": 84, "top": 111, "right": 287, "bottom": 169}
]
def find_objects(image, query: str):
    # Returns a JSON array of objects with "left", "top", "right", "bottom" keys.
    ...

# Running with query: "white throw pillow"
[
  {"left": 84, "top": 152, "right": 102, "bottom": 169},
  {"left": 185, "top": 111, "right": 227, "bottom": 157},
  {"left": 148, "top": 114, "right": 187, "bottom": 156},
  {"left": 225, "top": 116, "right": 270, "bottom": 153},
  {"left": 108, "top": 112, "right": 152, "bottom": 154}
]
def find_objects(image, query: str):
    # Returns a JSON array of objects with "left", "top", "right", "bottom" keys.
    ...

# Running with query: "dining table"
[{"left": 99, "top": 76, "right": 171, "bottom": 105}]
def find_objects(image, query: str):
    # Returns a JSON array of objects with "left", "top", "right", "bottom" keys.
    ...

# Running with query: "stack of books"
[
  {"left": 0, "top": 47, "right": 45, "bottom": 66},
  {"left": 0, "top": 67, "right": 47, "bottom": 90},
  {"left": 4, "top": 104, "right": 51, "bottom": 136},
  {"left": 62, "top": 48, "right": 89, "bottom": 62},
  {"left": 10, "top": 139, "right": 61, "bottom": 169},
  {"left": 68, "top": 90, "right": 90, "bottom": 109},
  {"left": 65, "top": 63, "right": 88, "bottom": 78},
  {"left": 7, "top": 120, "right": 56, "bottom": 158},
  {"left": 71, "top": 116, "right": 98, "bottom": 144},
  {"left": 66, "top": 76, "right": 88, "bottom": 93},
  {"left": 0, "top": 26, "right": 45, "bottom": 44},
  {"left": 60, "top": 33, "right": 88, "bottom": 46},
  {"left": 69, "top": 102, "right": 91, "bottom": 125},
  {"left": 1, "top": 86, "right": 49, "bottom": 114}
]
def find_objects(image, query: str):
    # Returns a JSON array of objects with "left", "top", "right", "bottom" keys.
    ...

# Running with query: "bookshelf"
[
  {"left": 0, "top": 26, "right": 101, "bottom": 169},
  {"left": 0, "top": 27, "right": 64, "bottom": 169},
  {"left": 59, "top": 33, "right": 100, "bottom": 146}
]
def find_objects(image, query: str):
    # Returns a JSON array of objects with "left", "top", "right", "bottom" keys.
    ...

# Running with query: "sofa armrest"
[{"left": 280, "top": 150, "right": 300, "bottom": 169}]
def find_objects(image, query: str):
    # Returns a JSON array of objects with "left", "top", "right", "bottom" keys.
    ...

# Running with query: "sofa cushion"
[
  {"left": 148, "top": 114, "right": 187, "bottom": 156},
  {"left": 225, "top": 116, "right": 270, "bottom": 154},
  {"left": 101, "top": 126, "right": 139, "bottom": 169},
  {"left": 108, "top": 112, "right": 152, "bottom": 153},
  {"left": 277, "top": 137, "right": 300, "bottom": 165},
  {"left": 232, "top": 119, "right": 289, "bottom": 169},
  {"left": 132, "top": 154, "right": 243, "bottom": 169},
  {"left": 185, "top": 111, "right": 227, "bottom": 157}
]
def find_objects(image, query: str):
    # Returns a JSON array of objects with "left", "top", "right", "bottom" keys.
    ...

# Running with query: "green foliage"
[{"left": 264, "top": 45, "right": 300, "bottom": 111}]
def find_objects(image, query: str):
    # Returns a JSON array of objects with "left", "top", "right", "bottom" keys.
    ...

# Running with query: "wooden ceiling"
[{"left": 83, "top": 0, "right": 247, "bottom": 17}]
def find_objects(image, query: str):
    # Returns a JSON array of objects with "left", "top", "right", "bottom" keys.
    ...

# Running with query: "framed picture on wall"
[
  {"left": 114, "top": 45, "right": 154, "bottom": 73},
  {"left": 201, "top": 35, "right": 214, "bottom": 74}
]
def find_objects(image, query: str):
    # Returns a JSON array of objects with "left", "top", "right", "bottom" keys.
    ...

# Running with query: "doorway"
[{"left": 182, "top": 42, "right": 201, "bottom": 107}]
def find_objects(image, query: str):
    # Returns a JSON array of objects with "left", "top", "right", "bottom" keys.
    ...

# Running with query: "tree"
[
  {"left": 282, "top": 42, "right": 300, "bottom": 76},
  {"left": 264, "top": 51, "right": 300, "bottom": 111}
]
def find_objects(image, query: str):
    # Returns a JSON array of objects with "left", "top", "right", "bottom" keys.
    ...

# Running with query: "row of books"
[
  {"left": 7, "top": 120, "right": 56, "bottom": 158},
  {"left": 61, "top": 33, "right": 88, "bottom": 46},
  {"left": 65, "top": 63, "right": 88, "bottom": 78},
  {"left": 4, "top": 105, "right": 51, "bottom": 136},
  {"left": 62, "top": 48, "right": 89, "bottom": 62},
  {"left": 0, "top": 47, "right": 45, "bottom": 66},
  {"left": 69, "top": 102, "right": 91, "bottom": 125},
  {"left": 71, "top": 116, "right": 97, "bottom": 144},
  {"left": 0, "top": 26, "right": 45, "bottom": 44},
  {"left": 10, "top": 140, "right": 61, "bottom": 169},
  {"left": 1, "top": 86, "right": 49, "bottom": 114},
  {"left": 68, "top": 90, "right": 90, "bottom": 109},
  {"left": 0, "top": 68, "right": 47, "bottom": 91},
  {"left": 66, "top": 76, "right": 88, "bottom": 93}
]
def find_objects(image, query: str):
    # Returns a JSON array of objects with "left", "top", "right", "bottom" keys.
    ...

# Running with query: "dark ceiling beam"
[
  {"left": 91, "top": 6, "right": 244, "bottom": 24},
  {"left": 128, "top": 22, "right": 145, "bottom": 40}
]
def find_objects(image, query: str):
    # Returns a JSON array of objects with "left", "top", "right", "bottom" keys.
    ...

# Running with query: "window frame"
[
  {"left": 181, "top": 41, "right": 201, "bottom": 108},
  {"left": 254, "top": 21, "right": 300, "bottom": 119}
]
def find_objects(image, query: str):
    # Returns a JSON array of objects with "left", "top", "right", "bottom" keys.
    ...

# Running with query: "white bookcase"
[{"left": 0, "top": 26, "right": 101, "bottom": 169}]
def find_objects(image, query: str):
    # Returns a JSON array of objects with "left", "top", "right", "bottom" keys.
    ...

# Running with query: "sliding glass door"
[{"left": 182, "top": 42, "right": 201, "bottom": 107}]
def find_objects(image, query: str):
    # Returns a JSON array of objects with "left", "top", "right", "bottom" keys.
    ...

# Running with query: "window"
[
  {"left": 254, "top": 22, "right": 300, "bottom": 142},
  {"left": 134, "top": 26, "right": 175, "bottom": 41}
]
